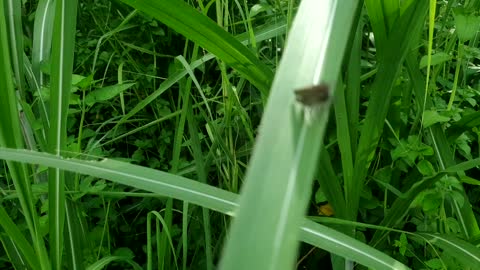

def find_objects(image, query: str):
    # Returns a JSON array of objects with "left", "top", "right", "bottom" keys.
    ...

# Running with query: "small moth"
[
  {"left": 294, "top": 84, "right": 330, "bottom": 106},
  {"left": 294, "top": 83, "right": 331, "bottom": 125}
]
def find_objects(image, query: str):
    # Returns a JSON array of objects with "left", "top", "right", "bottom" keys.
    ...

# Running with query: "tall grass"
[{"left": 0, "top": 0, "right": 479, "bottom": 269}]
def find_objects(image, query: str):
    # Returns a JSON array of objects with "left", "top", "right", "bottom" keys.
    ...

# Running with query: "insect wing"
[{"left": 294, "top": 84, "right": 329, "bottom": 106}]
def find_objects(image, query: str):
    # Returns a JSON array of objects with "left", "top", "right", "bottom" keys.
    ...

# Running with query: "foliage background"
[{"left": 0, "top": 0, "right": 480, "bottom": 269}]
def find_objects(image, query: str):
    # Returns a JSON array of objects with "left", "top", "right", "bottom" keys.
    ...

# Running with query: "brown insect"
[{"left": 294, "top": 84, "right": 330, "bottom": 106}]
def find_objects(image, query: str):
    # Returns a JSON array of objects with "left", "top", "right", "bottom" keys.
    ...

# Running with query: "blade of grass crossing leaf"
[
  {"left": 48, "top": 1, "right": 78, "bottom": 269},
  {"left": 300, "top": 220, "right": 410, "bottom": 270},
  {"left": 0, "top": 147, "right": 411, "bottom": 270},
  {"left": 176, "top": 43, "right": 214, "bottom": 269},
  {"left": 417, "top": 233, "right": 480, "bottom": 269},
  {"left": 317, "top": 142, "right": 349, "bottom": 270}
]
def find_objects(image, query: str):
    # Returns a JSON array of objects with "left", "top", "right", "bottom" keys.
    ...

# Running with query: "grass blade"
[
  {"left": 219, "top": 0, "right": 358, "bottom": 269},
  {"left": 418, "top": 233, "right": 480, "bottom": 269},
  {"left": 0, "top": 206, "right": 38, "bottom": 269},
  {"left": 0, "top": 4, "right": 49, "bottom": 269},
  {"left": 349, "top": 1, "right": 428, "bottom": 218},
  {"left": 0, "top": 147, "right": 411, "bottom": 269},
  {"left": 4, "top": 0, "right": 25, "bottom": 96},
  {"left": 119, "top": 0, "right": 274, "bottom": 96},
  {"left": 32, "top": 0, "right": 55, "bottom": 87},
  {"left": 47, "top": 1, "right": 78, "bottom": 268},
  {"left": 300, "top": 220, "right": 411, "bottom": 270}
]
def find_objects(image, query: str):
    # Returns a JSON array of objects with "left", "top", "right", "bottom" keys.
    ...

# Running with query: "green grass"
[{"left": 1, "top": 0, "right": 480, "bottom": 269}]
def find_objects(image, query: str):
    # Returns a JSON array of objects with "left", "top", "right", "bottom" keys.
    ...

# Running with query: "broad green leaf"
[
  {"left": 419, "top": 52, "right": 452, "bottom": 69},
  {"left": 422, "top": 193, "right": 442, "bottom": 212},
  {"left": 417, "top": 159, "right": 435, "bottom": 176},
  {"left": 425, "top": 258, "right": 443, "bottom": 269},
  {"left": 453, "top": 9, "right": 480, "bottom": 42},
  {"left": 84, "top": 83, "right": 136, "bottom": 106},
  {"left": 423, "top": 110, "right": 450, "bottom": 128}
]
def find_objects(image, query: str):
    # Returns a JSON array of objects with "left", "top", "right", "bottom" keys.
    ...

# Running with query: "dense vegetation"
[{"left": 1, "top": 0, "right": 480, "bottom": 269}]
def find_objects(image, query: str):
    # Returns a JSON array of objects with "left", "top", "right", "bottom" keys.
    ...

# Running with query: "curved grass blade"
[
  {"left": 418, "top": 233, "right": 480, "bottom": 269},
  {"left": 0, "top": 4, "right": 50, "bottom": 269},
  {"left": 119, "top": 0, "right": 274, "bottom": 96},
  {"left": 0, "top": 147, "right": 410, "bottom": 270}
]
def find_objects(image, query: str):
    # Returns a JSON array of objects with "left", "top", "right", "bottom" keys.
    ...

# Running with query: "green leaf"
[
  {"left": 453, "top": 9, "right": 480, "bottom": 42},
  {"left": 422, "top": 110, "right": 450, "bottom": 128},
  {"left": 250, "top": 4, "right": 272, "bottom": 18},
  {"left": 422, "top": 193, "right": 442, "bottom": 212},
  {"left": 419, "top": 52, "right": 452, "bottom": 69},
  {"left": 0, "top": 148, "right": 411, "bottom": 270},
  {"left": 458, "top": 175, "right": 480, "bottom": 186},
  {"left": 425, "top": 258, "right": 443, "bottom": 269},
  {"left": 394, "top": 233, "right": 408, "bottom": 256},
  {"left": 417, "top": 160, "right": 435, "bottom": 176},
  {"left": 315, "top": 188, "right": 328, "bottom": 204},
  {"left": 84, "top": 83, "right": 136, "bottom": 106}
]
